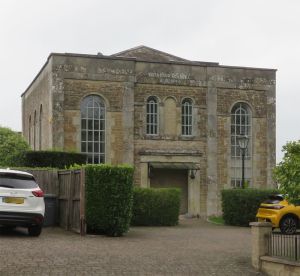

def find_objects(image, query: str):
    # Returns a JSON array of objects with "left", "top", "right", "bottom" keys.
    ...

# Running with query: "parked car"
[
  {"left": 0, "top": 169, "right": 45, "bottom": 236},
  {"left": 256, "top": 194, "right": 300, "bottom": 234}
]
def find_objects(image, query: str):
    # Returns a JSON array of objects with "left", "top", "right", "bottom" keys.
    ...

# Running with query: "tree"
[
  {"left": 0, "top": 127, "right": 30, "bottom": 167},
  {"left": 273, "top": 141, "right": 300, "bottom": 203}
]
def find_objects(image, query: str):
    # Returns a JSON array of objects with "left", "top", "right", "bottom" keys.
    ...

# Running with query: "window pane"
[
  {"left": 88, "top": 120, "right": 93, "bottom": 129},
  {"left": 94, "top": 120, "right": 99, "bottom": 130},
  {"left": 81, "top": 95, "right": 106, "bottom": 164},
  {"left": 81, "top": 132, "right": 86, "bottom": 142},
  {"left": 100, "top": 143, "right": 105, "bottom": 153},
  {"left": 88, "top": 142, "right": 93, "bottom": 153},
  {"left": 94, "top": 131, "right": 99, "bottom": 141},
  {"left": 81, "top": 119, "right": 86, "bottom": 129},
  {"left": 88, "top": 155, "right": 93, "bottom": 163},
  {"left": 88, "top": 131, "right": 93, "bottom": 141},
  {"left": 88, "top": 108, "right": 93, "bottom": 118},
  {"left": 100, "top": 120, "right": 105, "bottom": 130},
  {"left": 94, "top": 142, "right": 99, "bottom": 152}
]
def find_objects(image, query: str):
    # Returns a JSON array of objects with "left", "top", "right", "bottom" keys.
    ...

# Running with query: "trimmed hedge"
[
  {"left": 20, "top": 151, "right": 87, "bottom": 169},
  {"left": 221, "top": 188, "right": 278, "bottom": 226},
  {"left": 131, "top": 187, "right": 181, "bottom": 226},
  {"left": 85, "top": 164, "right": 134, "bottom": 236}
]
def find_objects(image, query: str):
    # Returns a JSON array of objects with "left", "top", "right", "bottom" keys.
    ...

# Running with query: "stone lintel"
[{"left": 139, "top": 149, "right": 202, "bottom": 156}]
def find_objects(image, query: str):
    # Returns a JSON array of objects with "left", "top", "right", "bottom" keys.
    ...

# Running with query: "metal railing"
[{"left": 269, "top": 232, "right": 300, "bottom": 261}]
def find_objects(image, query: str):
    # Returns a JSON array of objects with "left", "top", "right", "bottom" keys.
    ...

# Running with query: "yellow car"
[{"left": 256, "top": 194, "right": 300, "bottom": 234}]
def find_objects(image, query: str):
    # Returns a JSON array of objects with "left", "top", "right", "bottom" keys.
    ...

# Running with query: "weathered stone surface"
[{"left": 21, "top": 46, "right": 276, "bottom": 217}]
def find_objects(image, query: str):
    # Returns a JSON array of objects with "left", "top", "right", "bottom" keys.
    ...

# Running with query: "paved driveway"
[{"left": 0, "top": 219, "right": 263, "bottom": 275}]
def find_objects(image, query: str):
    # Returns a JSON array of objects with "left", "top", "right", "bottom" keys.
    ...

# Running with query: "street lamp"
[{"left": 237, "top": 135, "right": 249, "bottom": 189}]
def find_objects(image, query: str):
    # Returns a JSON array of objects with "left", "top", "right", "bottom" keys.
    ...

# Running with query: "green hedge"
[
  {"left": 20, "top": 151, "right": 87, "bottom": 169},
  {"left": 131, "top": 187, "right": 181, "bottom": 226},
  {"left": 85, "top": 164, "right": 134, "bottom": 236},
  {"left": 221, "top": 188, "right": 278, "bottom": 226}
]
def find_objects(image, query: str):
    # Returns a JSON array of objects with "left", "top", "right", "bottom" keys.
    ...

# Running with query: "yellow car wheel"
[{"left": 280, "top": 216, "right": 298, "bottom": 234}]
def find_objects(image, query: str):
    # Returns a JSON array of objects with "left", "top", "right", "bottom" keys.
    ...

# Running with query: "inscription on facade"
[{"left": 97, "top": 67, "right": 133, "bottom": 75}]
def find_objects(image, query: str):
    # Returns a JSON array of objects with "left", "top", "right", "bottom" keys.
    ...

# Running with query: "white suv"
[{"left": 0, "top": 169, "right": 45, "bottom": 236}]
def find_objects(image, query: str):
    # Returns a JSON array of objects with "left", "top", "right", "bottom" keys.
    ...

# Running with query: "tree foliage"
[
  {"left": 273, "top": 141, "right": 300, "bottom": 203},
  {"left": 0, "top": 127, "right": 30, "bottom": 167}
]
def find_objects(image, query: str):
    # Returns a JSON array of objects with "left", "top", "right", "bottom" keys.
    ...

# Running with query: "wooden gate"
[
  {"left": 23, "top": 168, "right": 86, "bottom": 235},
  {"left": 58, "top": 169, "right": 86, "bottom": 235}
]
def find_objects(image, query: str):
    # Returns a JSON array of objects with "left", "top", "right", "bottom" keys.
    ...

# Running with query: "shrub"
[
  {"left": 131, "top": 187, "right": 181, "bottom": 226},
  {"left": 0, "top": 127, "right": 29, "bottom": 167},
  {"left": 21, "top": 151, "right": 87, "bottom": 169},
  {"left": 85, "top": 164, "right": 134, "bottom": 236},
  {"left": 221, "top": 188, "right": 278, "bottom": 226}
]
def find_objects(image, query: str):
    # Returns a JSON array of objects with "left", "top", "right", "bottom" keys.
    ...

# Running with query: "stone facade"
[{"left": 21, "top": 46, "right": 276, "bottom": 217}]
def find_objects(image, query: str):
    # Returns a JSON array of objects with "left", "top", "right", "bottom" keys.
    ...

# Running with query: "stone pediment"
[{"left": 111, "top": 45, "right": 189, "bottom": 63}]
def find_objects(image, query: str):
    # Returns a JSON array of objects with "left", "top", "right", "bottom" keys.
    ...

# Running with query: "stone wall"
[
  {"left": 22, "top": 58, "right": 53, "bottom": 150},
  {"left": 21, "top": 50, "right": 276, "bottom": 217}
]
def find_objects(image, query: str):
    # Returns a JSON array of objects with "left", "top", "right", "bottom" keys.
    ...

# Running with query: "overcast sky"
[{"left": 0, "top": 0, "right": 299, "bottom": 161}]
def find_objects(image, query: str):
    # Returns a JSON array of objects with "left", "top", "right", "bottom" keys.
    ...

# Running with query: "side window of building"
[
  {"left": 81, "top": 95, "right": 105, "bottom": 164},
  {"left": 146, "top": 96, "right": 159, "bottom": 135},
  {"left": 181, "top": 98, "right": 193, "bottom": 136},
  {"left": 230, "top": 102, "right": 252, "bottom": 188}
]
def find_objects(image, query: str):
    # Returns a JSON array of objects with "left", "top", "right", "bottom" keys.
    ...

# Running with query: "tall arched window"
[
  {"left": 39, "top": 105, "right": 43, "bottom": 150},
  {"left": 81, "top": 95, "right": 105, "bottom": 164},
  {"left": 29, "top": 116, "right": 31, "bottom": 147},
  {"left": 33, "top": 111, "right": 37, "bottom": 150},
  {"left": 231, "top": 102, "right": 252, "bottom": 188},
  {"left": 181, "top": 98, "right": 193, "bottom": 136},
  {"left": 146, "top": 96, "right": 158, "bottom": 135}
]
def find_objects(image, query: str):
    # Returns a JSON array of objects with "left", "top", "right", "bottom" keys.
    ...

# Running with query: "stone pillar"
[
  {"left": 249, "top": 222, "right": 273, "bottom": 270},
  {"left": 122, "top": 80, "right": 135, "bottom": 164},
  {"left": 266, "top": 84, "right": 276, "bottom": 188},
  {"left": 206, "top": 77, "right": 218, "bottom": 216}
]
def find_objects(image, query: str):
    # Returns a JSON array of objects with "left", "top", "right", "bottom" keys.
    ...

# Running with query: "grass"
[{"left": 208, "top": 216, "right": 225, "bottom": 225}]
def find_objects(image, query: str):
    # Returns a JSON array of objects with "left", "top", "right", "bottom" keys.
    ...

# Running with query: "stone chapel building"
[{"left": 21, "top": 46, "right": 276, "bottom": 217}]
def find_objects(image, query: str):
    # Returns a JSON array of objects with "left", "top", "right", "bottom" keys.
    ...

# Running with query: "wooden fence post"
[{"left": 80, "top": 168, "right": 86, "bottom": 236}]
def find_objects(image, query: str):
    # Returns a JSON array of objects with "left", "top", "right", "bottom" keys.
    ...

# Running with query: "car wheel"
[
  {"left": 28, "top": 225, "right": 42, "bottom": 237},
  {"left": 280, "top": 216, "right": 298, "bottom": 234}
]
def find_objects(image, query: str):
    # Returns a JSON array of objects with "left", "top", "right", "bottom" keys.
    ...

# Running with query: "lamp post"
[{"left": 237, "top": 135, "right": 249, "bottom": 189}]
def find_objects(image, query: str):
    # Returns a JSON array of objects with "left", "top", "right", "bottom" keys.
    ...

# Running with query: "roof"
[{"left": 111, "top": 45, "right": 189, "bottom": 62}]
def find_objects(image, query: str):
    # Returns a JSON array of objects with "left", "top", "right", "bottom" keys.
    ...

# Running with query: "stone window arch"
[
  {"left": 39, "top": 105, "right": 43, "bottom": 150},
  {"left": 181, "top": 98, "right": 193, "bottom": 136},
  {"left": 81, "top": 95, "right": 106, "bottom": 164},
  {"left": 231, "top": 102, "right": 252, "bottom": 187},
  {"left": 146, "top": 96, "right": 159, "bottom": 135},
  {"left": 28, "top": 115, "right": 31, "bottom": 147},
  {"left": 33, "top": 110, "right": 37, "bottom": 150}
]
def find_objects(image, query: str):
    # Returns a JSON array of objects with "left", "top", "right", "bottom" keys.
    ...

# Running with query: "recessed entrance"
[{"left": 150, "top": 168, "right": 188, "bottom": 214}]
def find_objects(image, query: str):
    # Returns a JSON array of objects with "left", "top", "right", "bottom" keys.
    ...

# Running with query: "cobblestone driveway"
[{"left": 0, "top": 219, "right": 263, "bottom": 276}]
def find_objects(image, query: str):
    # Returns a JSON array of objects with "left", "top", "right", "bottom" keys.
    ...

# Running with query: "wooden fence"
[{"left": 23, "top": 169, "right": 86, "bottom": 235}]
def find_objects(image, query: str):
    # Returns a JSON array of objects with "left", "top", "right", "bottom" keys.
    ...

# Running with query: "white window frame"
[
  {"left": 181, "top": 98, "right": 193, "bottom": 136},
  {"left": 230, "top": 102, "right": 252, "bottom": 188},
  {"left": 81, "top": 95, "right": 105, "bottom": 164},
  {"left": 146, "top": 96, "right": 158, "bottom": 135}
]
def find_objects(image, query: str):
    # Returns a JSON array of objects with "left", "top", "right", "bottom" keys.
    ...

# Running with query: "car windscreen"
[
  {"left": 0, "top": 173, "right": 38, "bottom": 189},
  {"left": 263, "top": 194, "right": 284, "bottom": 204}
]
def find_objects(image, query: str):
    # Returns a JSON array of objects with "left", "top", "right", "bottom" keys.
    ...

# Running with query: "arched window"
[
  {"left": 29, "top": 116, "right": 31, "bottom": 147},
  {"left": 181, "top": 98, "right": 193, "bottom": 136},
  {"left": 146, "top": 96, "right": 158, "bottom": 135},
  {"left": 39, "top": 105, "right": 43, "bottom": 150},
  {"left": 231, "top": 102, "right": 252, "bottom": 188},
  {"left": 33, "top": 111, "right": 37, "bottom": 150},
  {"left": 81, "top": 95, "right": 105, "bottom": 164}
]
